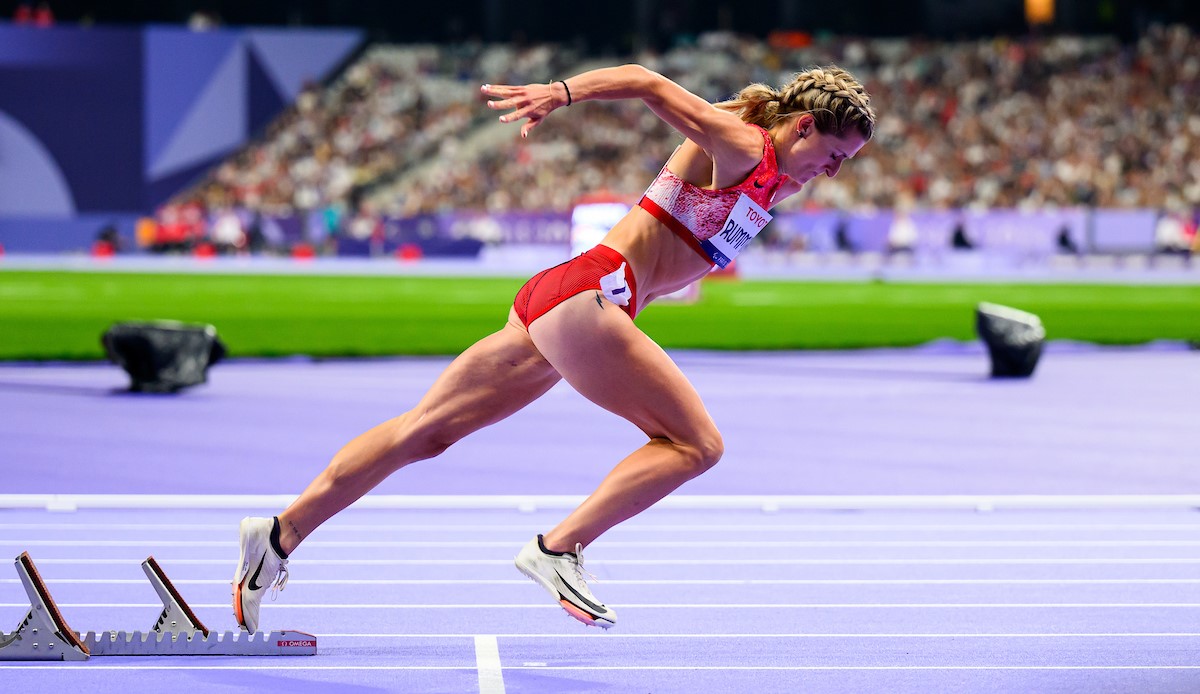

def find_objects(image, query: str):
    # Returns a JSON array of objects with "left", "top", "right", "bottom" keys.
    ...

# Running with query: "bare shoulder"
[
  {"left": 684, "top": 119, "right": 772, "bottom": 190},
  {"left": 698, "top": 108, "right": 768, "bottom": 169},
  {"left": 638, "top": 70, "right": 766, "bottom": 172},
  {"left": 666, "top": 135, "right": 754, "bottom": 190}
]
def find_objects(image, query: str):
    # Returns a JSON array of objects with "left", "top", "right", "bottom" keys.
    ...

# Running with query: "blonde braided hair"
[{"left": 716, "top": 65, "right": 875, "bottom": 140}]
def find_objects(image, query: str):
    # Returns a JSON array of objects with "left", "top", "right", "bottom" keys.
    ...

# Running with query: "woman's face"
[{"left": 774, "top": 115, "right": 869, "bottom": 187}]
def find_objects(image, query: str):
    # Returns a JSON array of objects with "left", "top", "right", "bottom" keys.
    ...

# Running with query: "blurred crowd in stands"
[
  {"left": 11, "top": 2, "right": 54, "bottom": 26},
  {"left": 162, "top": 42, "right": 582, "bottom": 254},
  {"left": 157, "top": 26, "right": 1199, "bottom": 257}
]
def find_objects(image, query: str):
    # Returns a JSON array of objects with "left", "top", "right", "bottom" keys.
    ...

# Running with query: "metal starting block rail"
[{"left": 0, "top": 552, "right": 317, "bottom": 660}]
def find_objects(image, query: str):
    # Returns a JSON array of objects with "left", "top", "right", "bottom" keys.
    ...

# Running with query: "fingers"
[
  {"left": 482, "top": 86, "right": 528, "bottom": 120},
  {"left": 488, "top": 102, "right": 530, "bottom": 123},
  {"left": 487, "top": 97, "right": 525, "bottom": 113},
  {"left": 481, "top": 83, "right": 554, "bottom": 137},
  {"left": 480, "top": 83, "right": 519, "bottom": 97},
  {"left": 482, "top": 85, "right": 517, "bottom": 107},
  {"left": 506, "top": 103, "right": 543, "bottom": 123},
  {"left": 521, "top": 118, "right": 542, "bottom": 139},
  {"left": 481, "top": 84, "right": 530, "bottom": 108}
]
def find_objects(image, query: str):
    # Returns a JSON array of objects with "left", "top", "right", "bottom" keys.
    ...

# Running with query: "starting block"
[{"left": 0, "top": 552, "right": 316, "bottom": 660}]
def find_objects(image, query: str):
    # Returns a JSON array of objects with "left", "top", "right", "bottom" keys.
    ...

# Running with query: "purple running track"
[
  {"left": 1, "top": 345, "right": 1198, "bottom": 692},
  {"left": 0, "top": 343, "right": 1197, "bottom": 496},
  {"left": 2, "top": 508, "right": 1200, "bottom": 692}
]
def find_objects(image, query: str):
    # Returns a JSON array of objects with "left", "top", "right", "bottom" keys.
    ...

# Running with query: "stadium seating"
[{"left": 172, "top": 28, "right": 1199, "bottom": 259}]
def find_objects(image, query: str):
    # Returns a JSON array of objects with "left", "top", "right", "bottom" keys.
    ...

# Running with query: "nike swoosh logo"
[
  {"left": 247, "top": 554, "right": 266, "bottom": 591},
  {"left": 554, "top": 569, "right": 607, "bottom": 615}
]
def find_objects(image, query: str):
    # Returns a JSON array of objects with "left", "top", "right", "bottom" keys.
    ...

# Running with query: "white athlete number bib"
[{"left": 699, "top": 194, "right": 772, "bottom": 268}]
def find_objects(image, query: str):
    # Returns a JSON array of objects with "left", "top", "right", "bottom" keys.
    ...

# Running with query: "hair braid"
[{"left": 717, "top": 65, "right": 875, "bottom": 141}]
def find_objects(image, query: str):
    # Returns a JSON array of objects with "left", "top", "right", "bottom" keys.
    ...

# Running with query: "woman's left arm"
[{"left": 482, "top": 65, "right": 761, "bottom": 169}]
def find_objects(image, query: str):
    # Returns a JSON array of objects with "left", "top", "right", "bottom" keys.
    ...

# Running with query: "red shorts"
[{"left": 513, "top": 244, "right": 638, "bottom": 328}]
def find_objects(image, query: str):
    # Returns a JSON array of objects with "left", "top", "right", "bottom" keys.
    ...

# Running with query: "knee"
[
  {"left": 399, "top": 408, "right": 458, "bottom": 461},
  {"left": 341, "top": 409, "right": 455, "bottom": 473},
  {"left": 677, "top": 426, "right": 724, "bottom": 477},
  {"left": 698, "top": 428, "right": 725, "bottom": 472}
]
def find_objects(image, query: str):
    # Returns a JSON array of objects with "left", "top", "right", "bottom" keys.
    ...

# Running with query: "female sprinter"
[{"left": 234, "top": 64, "right": 875, "bottom": 631}]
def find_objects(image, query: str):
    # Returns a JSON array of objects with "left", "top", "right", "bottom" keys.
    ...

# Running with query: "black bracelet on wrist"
[{"left": 559, "top": 80, "right": 572, "bottom": 106}]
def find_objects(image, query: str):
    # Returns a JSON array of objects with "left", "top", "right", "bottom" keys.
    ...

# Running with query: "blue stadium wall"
[{"left": 0, "top": 23, "right": 362, "bottom": 252}]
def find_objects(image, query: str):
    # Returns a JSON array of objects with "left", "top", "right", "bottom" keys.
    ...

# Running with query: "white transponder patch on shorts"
[{"left": 599, "top": 262, "right": 631, "bottom": 307}]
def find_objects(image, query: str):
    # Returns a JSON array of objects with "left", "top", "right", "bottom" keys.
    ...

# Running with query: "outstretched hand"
[{"left": 481, "top": 83, "right": 564, "bottom": 139}]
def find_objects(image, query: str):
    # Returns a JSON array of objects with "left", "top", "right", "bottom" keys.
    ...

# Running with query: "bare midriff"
[{"left": 599, "top": 205, "right": 714, "bottom": 309}]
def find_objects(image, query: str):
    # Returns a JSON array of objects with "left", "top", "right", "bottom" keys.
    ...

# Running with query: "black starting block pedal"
[{"left": 0, "top": 552, "right": 317, "bottom": 660}]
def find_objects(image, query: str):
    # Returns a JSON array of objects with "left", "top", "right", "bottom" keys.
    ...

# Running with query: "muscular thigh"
[
  {"left": 527, "top": 291, "right": 714, "bottom": 442},
  {"left": 413, "top": 310, "right": 562, "bottom": 439}
]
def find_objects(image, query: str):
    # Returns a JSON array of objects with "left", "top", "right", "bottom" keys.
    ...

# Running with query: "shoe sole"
[
  {"left": 514, "top": 557, "right": 613, "bottom": 629},
  {"left": 232, "top": 519, "right": 263, "bottom": 632},
  {"left": 233, "top": 580, "right": 246, "bottom": 628}
]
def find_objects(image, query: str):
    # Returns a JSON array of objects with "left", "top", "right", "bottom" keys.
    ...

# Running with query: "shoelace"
[
  {"left": 269, "top": 561, "right": 290, "bottom": 601},
  {"left": 570, "top": 543, "right": 599, "bottom": 590}
]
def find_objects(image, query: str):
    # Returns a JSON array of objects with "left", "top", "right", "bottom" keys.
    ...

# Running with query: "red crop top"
[{"left": 637, "top": 124, "right": 789, "bottom": 267}]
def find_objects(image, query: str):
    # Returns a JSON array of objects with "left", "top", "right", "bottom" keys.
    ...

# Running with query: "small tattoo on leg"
[
  {"left": 287, "top": 520, "right": 303, "bottom": 542},
  {"left": 595, "top": 292, "right": 605, "bottom": 309}
]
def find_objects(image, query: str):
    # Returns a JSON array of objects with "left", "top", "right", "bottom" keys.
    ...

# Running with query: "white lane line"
[
  {"left": 10, "top": 602, "right": 1199, "bottom": 609},
  {"left": 0, "top": 665, "right": 479, "bottom": 670},
  {"left": 464, "top": 666, "right": 1200, "bottom": 671},
  {"left": 17, "top": 557, "right": 1200, "bottom": 566},
  {"left": 9, "top": 571, "right": 1200, "bottom": 583},
  {"left": 2, "top": 665, "right": 1199, "bottom": 671},
  {"left": 4, "top": 493, "right": 1200, "bottom": 511},
  {"left": 318, "top": 632, "right": 1200, "bottom": 639},
  {"left": 8, "top": 539, "right": 1200, "bottom": 548},
  {"left": 2, "top": 522, "right": 1198, "bottom": 532},
  {"left": 474, "top": 635, "right": 505, "bottom": 694}
]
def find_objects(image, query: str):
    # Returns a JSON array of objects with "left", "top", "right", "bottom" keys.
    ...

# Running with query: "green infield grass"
[{"left": 0, "top": 270, "right": 1197, "bottom": 360}]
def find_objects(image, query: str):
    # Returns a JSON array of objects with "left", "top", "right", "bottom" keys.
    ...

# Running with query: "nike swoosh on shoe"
[
  {"left": 554, "top": 569, "right": 607, "bottom": 614},
  {"left": 247, "top": 554, "right": 266, "bottom": 591}
]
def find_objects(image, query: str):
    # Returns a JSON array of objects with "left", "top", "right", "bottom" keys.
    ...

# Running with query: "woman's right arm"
[{"left": 482, "top": 65, "right": 761, "bottom": 170}]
